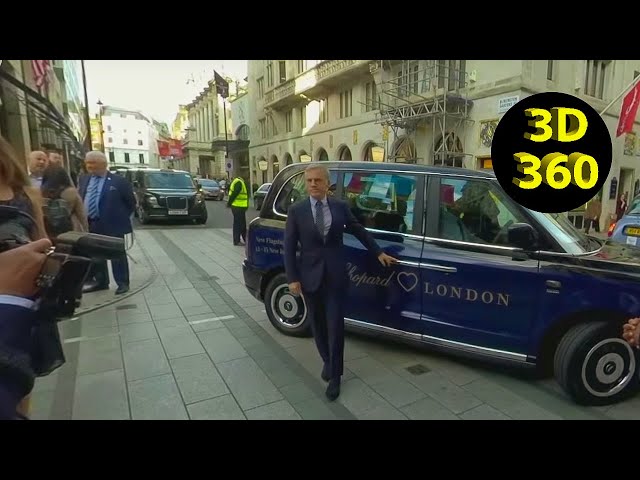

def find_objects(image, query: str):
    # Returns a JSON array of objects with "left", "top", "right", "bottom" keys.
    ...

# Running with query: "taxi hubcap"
[
  {"left": 271, "top": 284, "right": 306, "bottom": 329},
  {"left": 581, "top": 338, "right": 635, "bottom": 397}
]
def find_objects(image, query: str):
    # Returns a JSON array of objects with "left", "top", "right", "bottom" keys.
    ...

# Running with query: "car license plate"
[
  {"left": 168, "top": 210, "right": 188, "bottom": 215},
  {"left": 625, "top": 227, "right": 640, "bottom": 236}
]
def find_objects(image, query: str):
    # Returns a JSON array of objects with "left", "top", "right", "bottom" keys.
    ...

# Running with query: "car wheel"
[
  {"left": 554, "top": 321, "right": 639, "bottom": 405},
  {"left": 137, "top": 205, "right": 149, "bottom": 224},
  {"left": 264, "top": 273, "right": 311, "bottom": 337}
]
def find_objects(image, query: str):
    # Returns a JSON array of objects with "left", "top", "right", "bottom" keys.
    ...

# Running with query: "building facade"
[
  {"left": 247, "top": 59, "right": 640, "bottom": 229},
  {"left": 0, "top": 59, "right": 87, "bottom": 172},
  {"left": 172, "top": 105, "right": 189, "bottom": 140},
  {"left": 101, "top": 106, "right": 155, "bottom": 167},
  {"left": 180, "top": 77, "right": 234, "bottom": 178}
]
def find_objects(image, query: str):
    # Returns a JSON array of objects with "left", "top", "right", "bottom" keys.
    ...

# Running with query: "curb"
[{"left": 73, "top": 243, "right": 159, "bottom": 317}]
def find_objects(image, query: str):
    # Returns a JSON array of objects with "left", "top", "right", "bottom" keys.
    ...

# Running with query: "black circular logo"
[{"left": 491, "top": 92, "right": 612, "bottom": 213}]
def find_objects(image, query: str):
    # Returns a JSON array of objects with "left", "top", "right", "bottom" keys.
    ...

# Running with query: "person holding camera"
[{"left": 0, "top": 238, "right": 52, "bottom": 419}]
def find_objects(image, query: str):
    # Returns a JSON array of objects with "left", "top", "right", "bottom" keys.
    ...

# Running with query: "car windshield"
[
  {"left": 146, "top": 172, "right": 194, "bottom": 189},
  {"left": 199, "top": 179, "right": 219, "bottom": 187},
  {"left": 627, "top": 197, "right": 640, "bottom": 215},
  {"left": 527, "top": 210, "right": 598, "bottom": 254}
]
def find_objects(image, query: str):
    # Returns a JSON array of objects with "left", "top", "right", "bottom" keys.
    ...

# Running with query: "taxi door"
[
  {"left": 417, "top": 175, "right": 542, "bottom": 355},
  {"left": 340, "top": 169, "right": 426, "bottom": 336}
]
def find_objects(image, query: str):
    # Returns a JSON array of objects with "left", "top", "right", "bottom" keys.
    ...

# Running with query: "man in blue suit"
[
  {"left": 0, "top": 238, "right": 52, "bottom": 419},
  {"left": 78, "top": 151, "right": 136, "bottom": 295},
  {"left": 284, "top": 164, "right": 397, "bottom": 401}
]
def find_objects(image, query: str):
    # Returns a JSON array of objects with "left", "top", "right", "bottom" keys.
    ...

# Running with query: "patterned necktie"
[
  {"left": 86, "top": 176, "right": 100, "bottom": 219},
  {"left": 315, "top": 200, "right": 325, "bottom": 239}
]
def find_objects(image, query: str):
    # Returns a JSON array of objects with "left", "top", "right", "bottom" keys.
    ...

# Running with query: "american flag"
[{"left": 31, "top": 60, "right": 51, "bottom": 90}]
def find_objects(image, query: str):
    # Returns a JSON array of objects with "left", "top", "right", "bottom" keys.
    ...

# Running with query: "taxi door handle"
[
  {"left": 546, "top": 280, "right": 561, "bottom": 289},
  {"left": 396, "top": 260, "right": 457, "bottom": 273}
]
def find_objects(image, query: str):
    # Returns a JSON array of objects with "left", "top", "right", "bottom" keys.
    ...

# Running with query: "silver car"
[{"left": 198, "top": 179, "right": 225, "bottom": 201}]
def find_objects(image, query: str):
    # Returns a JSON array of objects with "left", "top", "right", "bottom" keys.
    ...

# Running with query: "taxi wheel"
[
  {"left": 554, "top": 321, "right": 639, "bottom": 406},
  {"left": 264, "top": 273, "right": 311, "bottom": 337}
]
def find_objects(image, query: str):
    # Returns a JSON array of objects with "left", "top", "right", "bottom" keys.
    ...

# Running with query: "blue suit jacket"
[
  {"left": 284, "top": 196, "right": 382, "bottom": 293},
  {"left": 0, "top": 303, "right": 38, "bottom": 420},
  {"left": 78, "top": 172, "right": 135, "bottom": 237}
]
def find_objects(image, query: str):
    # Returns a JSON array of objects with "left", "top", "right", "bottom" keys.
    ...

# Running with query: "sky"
[{"left": 84, "top": 60, "right": 248, "bottom": 128}]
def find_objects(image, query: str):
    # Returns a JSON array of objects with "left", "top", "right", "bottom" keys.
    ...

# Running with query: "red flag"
[
  {"left": 157, "top": 140, "right": 170, "bottom": 157},
  {"left": 616, "top": 81, "right": 640, "bottom": 137}
]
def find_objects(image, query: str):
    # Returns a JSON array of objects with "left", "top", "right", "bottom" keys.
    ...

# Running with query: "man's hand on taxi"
[
  {"left": 0, "top": 238, "right": 51, "bottom": 298},
  {"left": 623, "top": 318, "right": 640, "bottom": 348},
  {"left": 288, "top": 282, "right": 301, "bottom": 296},
  {"left": 378, "top": 252, "right": 398, "bottom": 267}
]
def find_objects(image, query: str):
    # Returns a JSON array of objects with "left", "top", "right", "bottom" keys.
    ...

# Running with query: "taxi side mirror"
[{"left": 508, "top": 223, "right": 538, "bottom": 251}]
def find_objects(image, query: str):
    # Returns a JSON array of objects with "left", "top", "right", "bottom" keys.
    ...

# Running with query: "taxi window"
[
  {"left": 342, "top": 172, "right": 418, "bottom": 234},
  {"left": 438, "top": 177, "right": 530, "bottom": 247},
  {"left": 274, "top": 170, "right": 338, "bottom": 215}
]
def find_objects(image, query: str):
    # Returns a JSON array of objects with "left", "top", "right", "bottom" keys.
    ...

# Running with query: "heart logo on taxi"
[{"left": 397, "top": 272, "right": 418, "bottom": 293}]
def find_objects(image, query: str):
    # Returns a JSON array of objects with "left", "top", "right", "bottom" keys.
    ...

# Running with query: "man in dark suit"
[
  {"left": 0, "top": 238, "right": 52, "bottom": 419},
  {"left": 284, "top": 164, "right": 397, "bottom": 401},
  {"left": 78, "top": 151, "right": 135, "bottom": 295}
]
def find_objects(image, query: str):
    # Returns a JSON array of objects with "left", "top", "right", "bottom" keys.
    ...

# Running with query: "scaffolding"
[{"left": 365, "top": 60, "right": 474, "bottom": 167}]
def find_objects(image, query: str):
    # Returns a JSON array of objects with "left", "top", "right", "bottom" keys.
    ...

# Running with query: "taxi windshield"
[
  {"left": 146, "top": 172, "right": 195, "bottom": 189},
  {"left": 527, "top": 210, "right": 596, "bottom": 254}
]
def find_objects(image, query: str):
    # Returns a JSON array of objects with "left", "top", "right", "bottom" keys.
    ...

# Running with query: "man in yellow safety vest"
[{"left": 226, "top": 175, "right": 249, "bottom": 245}]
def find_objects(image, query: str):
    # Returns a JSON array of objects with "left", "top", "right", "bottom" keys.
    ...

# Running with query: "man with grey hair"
[
  {"left": 27, "top": 151, "right": 49, "bottom": 187},
  {"left": 284, "top": 163, "right": 397, "bottom": 401},
  {"left": 78, "top": 150, "right": 136, "bottom": 295}
]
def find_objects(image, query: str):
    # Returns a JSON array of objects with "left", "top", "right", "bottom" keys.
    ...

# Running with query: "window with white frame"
[
  {"left": 584, "top": 60, "right": 611, "bottom": 99},
  {"left": 300, "top": 106, "right": 306, "bottom": 129},
  {"left": 257, "top": 77, "right": 264, "bottom": 98},
  {"left": 266, "top": 61, "right": 273, "bottom": 87},
  {"left": 318, "top": 98, "right": 329, "bottom": 124},
  {"left": 340, "top": 89, "right": 352, "bottom": 118},
  {"left": 365, "top": 81, "right": 377, "bottom": 112},
  {"left": 285, "top": 110, "right": 293, "bottom": 133}
]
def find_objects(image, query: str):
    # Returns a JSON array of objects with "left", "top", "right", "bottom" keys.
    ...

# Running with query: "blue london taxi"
[
  {"left": 610, "top": 194, "right": 640, "bottom": 247},
  {"left": 242, "top": 161, "right": 640, "bottom": 406}
]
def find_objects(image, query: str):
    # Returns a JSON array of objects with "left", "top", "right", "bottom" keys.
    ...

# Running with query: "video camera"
[{"left": 0, "top": 205, "right": 125, "bottom": 321}]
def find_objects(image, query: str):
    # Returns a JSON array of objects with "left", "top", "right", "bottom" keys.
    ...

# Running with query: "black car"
[
  {"left": 130, "top": 168, "right": 207, "bottom": 224},
  {"left": 253, "top": 182, "right": 271, "bottom": 210}
]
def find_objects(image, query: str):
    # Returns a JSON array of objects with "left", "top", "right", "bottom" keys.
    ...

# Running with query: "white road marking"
[{"left": 189, "top": 315, "right": 235, "bottom": 325}]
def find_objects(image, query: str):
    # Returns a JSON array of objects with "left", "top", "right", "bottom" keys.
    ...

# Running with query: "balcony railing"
[{"left": 264, "top": 60, "right": 369, "bottom": 108}]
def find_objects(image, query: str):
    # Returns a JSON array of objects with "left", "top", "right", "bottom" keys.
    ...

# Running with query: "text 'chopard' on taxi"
[{"left": 243, "top": 161, "right": 640, "bottom": 406}]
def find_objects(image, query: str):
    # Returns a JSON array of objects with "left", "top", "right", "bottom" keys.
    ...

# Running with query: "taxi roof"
[{"left": 282, "top": 161, "right": 497, "bottom": 179}]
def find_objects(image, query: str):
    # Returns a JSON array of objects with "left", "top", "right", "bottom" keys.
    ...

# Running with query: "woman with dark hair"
[
  {"left": 0, "top": 134, "right": 50, "bottom": 419},
  {"left": 41, "top": 164, "right": 88, "bottom": 237}
]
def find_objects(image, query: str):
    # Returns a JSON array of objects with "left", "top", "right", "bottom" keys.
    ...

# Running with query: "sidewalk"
[{"left": 28, "top": 226, "right": 640, "bottom": 420}]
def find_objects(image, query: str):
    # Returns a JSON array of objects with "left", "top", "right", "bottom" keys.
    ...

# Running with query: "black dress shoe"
[
  {"left": 83, "top": 283, "right": 109, "bottom": 294},
  {"left": 115, "top": 285, "right": 130, "bottom": 295},
  {"left": 321, "top": 364, "right": 330, "bottom": 382},
  {"left": 326, "top": 379, "right": 340, "bottom": 401}
]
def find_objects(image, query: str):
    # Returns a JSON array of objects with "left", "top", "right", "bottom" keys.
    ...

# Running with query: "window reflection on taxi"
[{"left": 344, "top": 172, "right": 414, "bottom": 234}]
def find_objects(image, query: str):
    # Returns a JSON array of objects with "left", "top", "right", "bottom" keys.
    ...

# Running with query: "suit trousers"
[
  {"left": 304, "top": 272, "right": 345, "bottom": 380},
  {"left": 87, "top": 225, "right": 130, "bottom": 288}
]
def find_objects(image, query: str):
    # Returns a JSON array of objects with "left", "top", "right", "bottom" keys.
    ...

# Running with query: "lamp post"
[{"left": 97, "top": 99, "right": 105, "bottom": 153}]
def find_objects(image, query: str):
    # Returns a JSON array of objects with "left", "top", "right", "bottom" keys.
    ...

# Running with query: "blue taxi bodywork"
[{"left": 242, "top": 161, "right": 640, "bottom": 406}]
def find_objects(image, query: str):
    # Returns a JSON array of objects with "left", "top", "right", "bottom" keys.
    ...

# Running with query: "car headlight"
[{"left": 145, "top": 194, "right": 158, "bottom": 206}]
